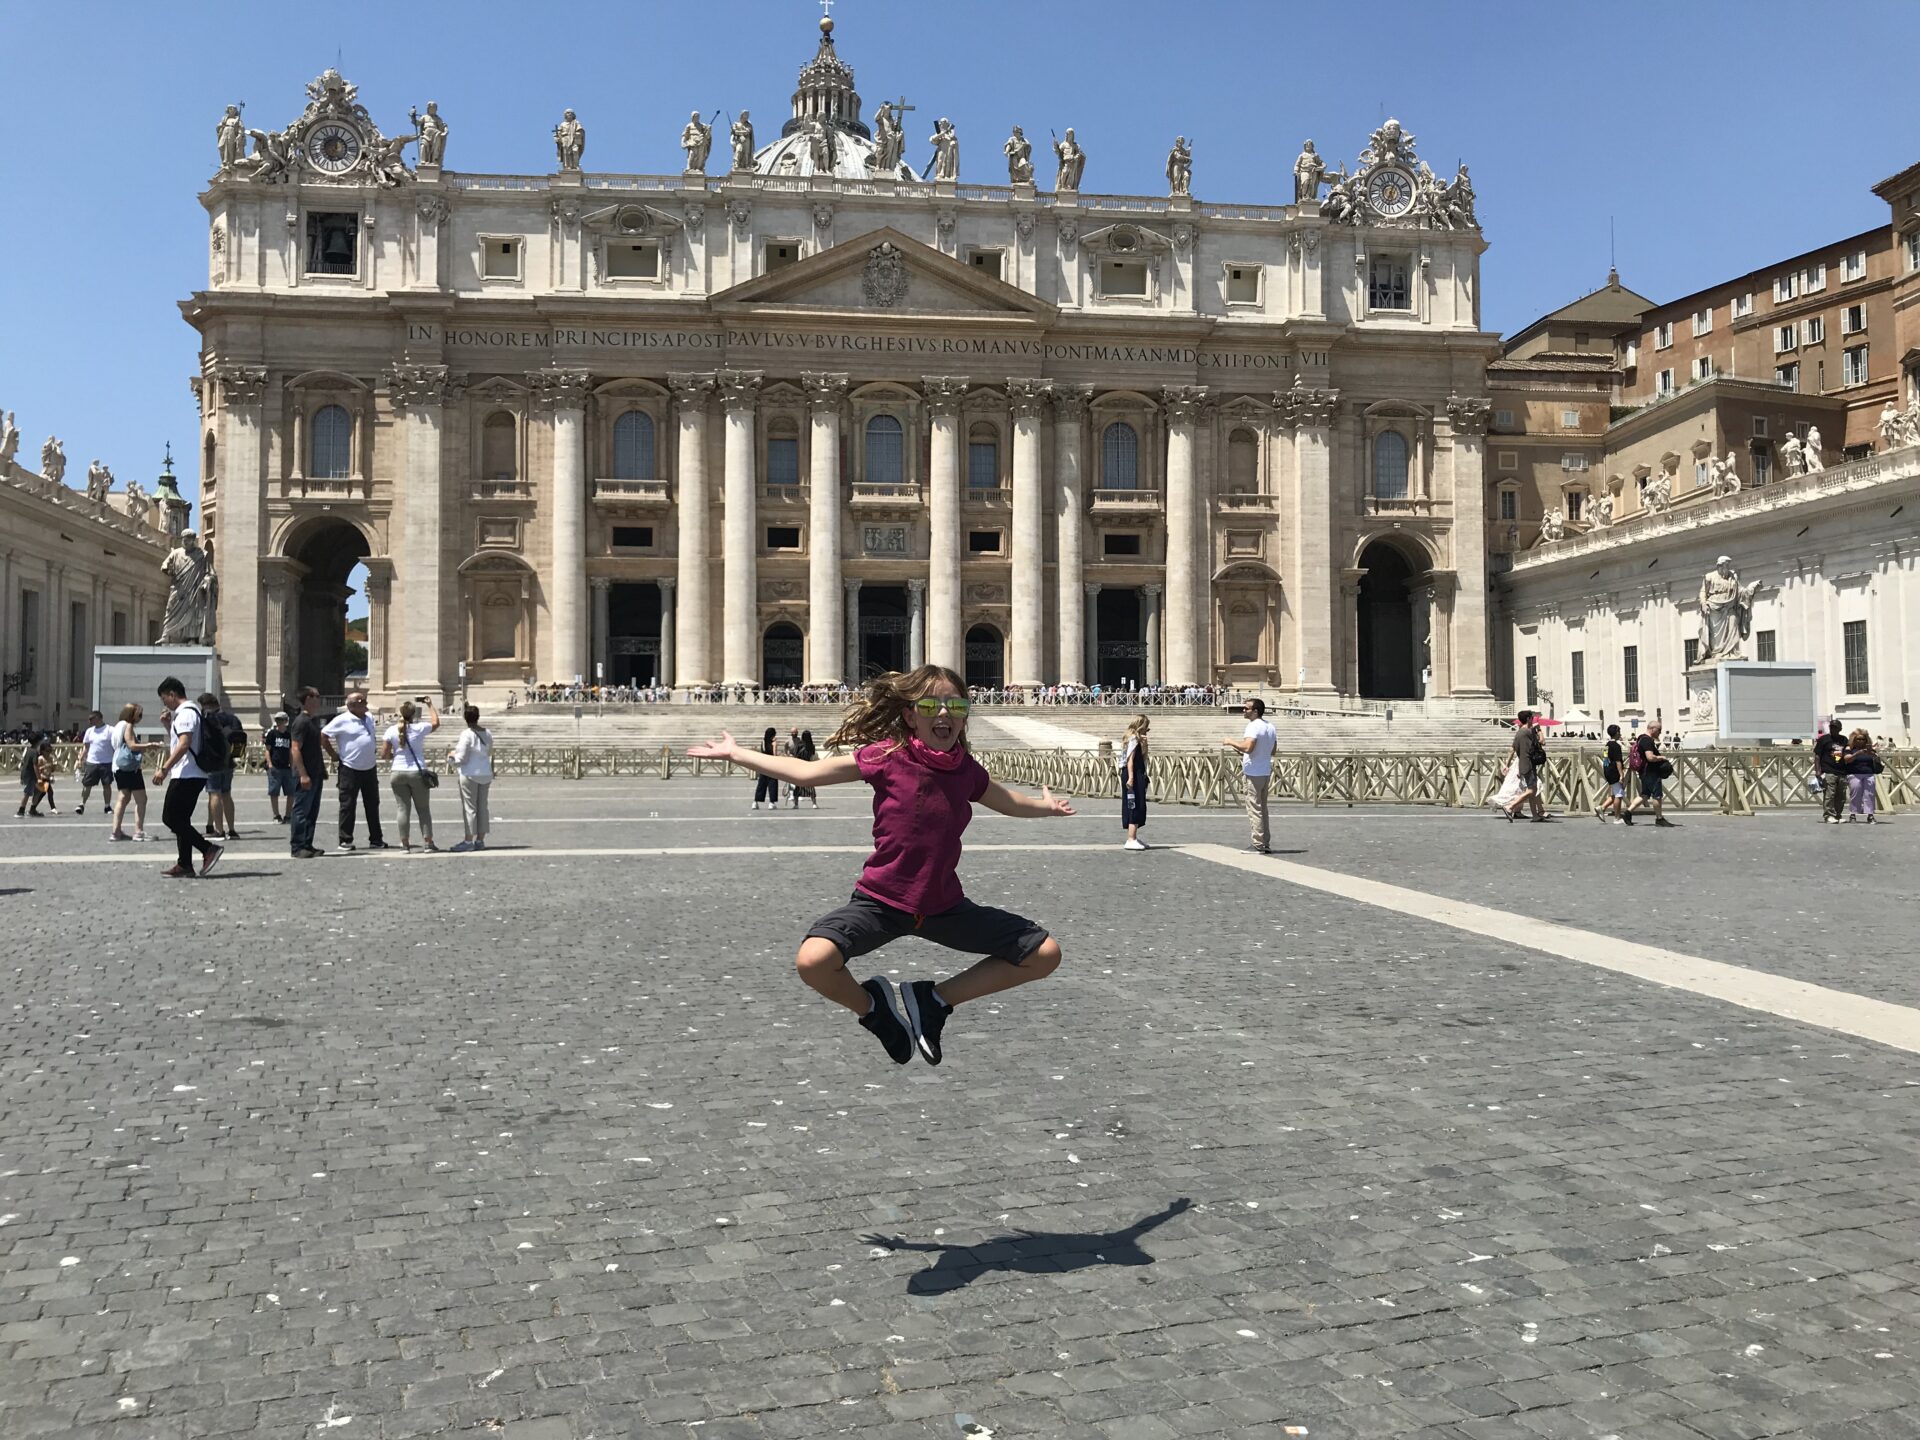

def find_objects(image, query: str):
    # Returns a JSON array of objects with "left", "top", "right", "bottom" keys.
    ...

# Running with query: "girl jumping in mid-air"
[{"left": 687, "top": 664, "right": 1072, "bottom": 1066}]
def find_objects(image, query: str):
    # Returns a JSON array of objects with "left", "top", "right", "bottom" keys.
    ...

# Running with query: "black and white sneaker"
[
  {"left": 901, "top": 979, "right": 949, "bottom": 1067},
  {"left": 858, "top": 977, "right": 913, "bottom": 1065}
]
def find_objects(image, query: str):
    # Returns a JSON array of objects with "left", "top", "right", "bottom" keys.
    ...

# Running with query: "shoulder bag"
[{"left": 405, "top": 727, "right": 440, "bottom": 788}]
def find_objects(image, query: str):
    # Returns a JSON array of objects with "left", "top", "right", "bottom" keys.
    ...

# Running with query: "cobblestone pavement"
[{"left": 3, "top": 781, "right": 1919, "bottom": 1439}]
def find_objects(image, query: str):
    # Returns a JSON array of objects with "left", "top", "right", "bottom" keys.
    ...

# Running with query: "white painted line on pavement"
[
  {"left": 0, "top": 842, "right": 1125, "bottom": 866},
  {"left": 1182, "top": 842, "right": 1920, "bottom": 1056}
]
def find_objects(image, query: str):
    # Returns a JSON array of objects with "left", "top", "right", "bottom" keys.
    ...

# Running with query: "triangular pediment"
[{"left": 711, "top": 227, "right": 1055, "bottom": 321}]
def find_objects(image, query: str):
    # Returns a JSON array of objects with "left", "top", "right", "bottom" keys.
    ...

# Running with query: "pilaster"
[
  {"left": 386, "top": 362, "right": 454, "bottom": 697},
  {"left": 1446, "top": 396, "right": 1494, "bottom": 697},
  {"left": 210, "top": 363, "right": 268, "bottom": 708}
]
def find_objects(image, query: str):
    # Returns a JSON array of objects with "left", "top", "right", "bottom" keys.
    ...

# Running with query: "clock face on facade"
[
  {"left": 1367, "top": 167, "right": 1415, "bottom": 217},
  {"left": 306, "top": 123, "right": 362, "bottom": 174}
]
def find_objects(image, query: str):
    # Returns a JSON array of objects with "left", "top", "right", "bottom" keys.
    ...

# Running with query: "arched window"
[
  {"left": 1373, "top": 430, "right": 1410, "bottom": 500},
  {"left": 766, "top": 417, "right": 800, "bottom": 486},
  {"left": 202, "top": 432, "right": 218, "bottom": 481},
  {"left": 1227, "top": 428, "right": 1258, "bottom": 494},
  {"left": 310, "top": 404, "right": 353, "bottom": 478},
  {"left": 482, "top": 411, "right": 517, "bottom": 480},
  {"left": 1101, "top": 421, "right": 1139, "bottom": 489},
  {"left": 967, "top": 422, "right": 999, "bottom": 490},
  {"left": 865, "top": 414, "right": 904, "bottom": 485},
  {"left": 612, "top": 410, "right": 655, "bottom": 480}
]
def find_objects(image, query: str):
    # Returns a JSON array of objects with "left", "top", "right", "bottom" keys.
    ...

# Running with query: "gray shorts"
[
  {"left": 203, "top": 767, "right": 234, "bottom": 795},
  {"left": 806, "top": 890, "right": 1050, "bottom": 966}
]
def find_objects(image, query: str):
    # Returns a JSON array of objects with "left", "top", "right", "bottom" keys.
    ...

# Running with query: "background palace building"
[{"left": 183, "top": 16, "right": 1499, "bottom": 714}]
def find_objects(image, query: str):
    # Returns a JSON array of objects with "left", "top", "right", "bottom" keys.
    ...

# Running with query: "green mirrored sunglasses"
[{"left": 912, "top": 697, "right": 970, "bottom": 717}]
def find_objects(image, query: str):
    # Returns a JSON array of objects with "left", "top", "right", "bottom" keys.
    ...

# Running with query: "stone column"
[
  {"left": 1339, "top": 570, "right": 1365, "bottom": 695},
  {"left": 843, "top": 577, "right": 863, "bottom": 682},
  {"left": 210, "top": 364, "right": 267, "bottom": 708},
  {"left": 1445, "top": 396, "right": 1494, "bottom": 696},
  {"left": 590, "top": 576, "right": 611, "bottom": 683},
  {"left": 1053, "top": 387, "right": 1091, "bottom": 685},
  {"left": 1162, "top": 385, "right": 1207, "bottom": 686},
  {"left": 363, "top": 561, "right": 393, "bottom": 697},
  {"left": 1007, "top": 378, "right": 1051, "bottom": 686},
  {"left": 1287, "top": 384, "right": 1340, "bottom": 693},
  {"left": 803, "top": 372, "right": 849, "bottom": 684},
  {"left": 669, "top": 374, "right": 715, "bottom": 688},
  {"left": 657, "top": 577, "right": 676, "bottom": 686},
  {"left": 387, "top": 363, "right": 451, "bottom": 697},
  {"left": 719, "top": 370, "right": 763, "bottom": 685},
  {"left": 536, "top": 368, "right": 592, "bottom": 685},
  {"left": 924, "top": 376, "right": 969, "bottom": 672},
  {"left": 1142, "top": 583, "right": 1163, "bottom": 685},
  {"left": 1084, "top": 581, "right": 1101, "bottom": 685},
  {"left": 907, "top": 578, "right": 927, "bottom": 671}
]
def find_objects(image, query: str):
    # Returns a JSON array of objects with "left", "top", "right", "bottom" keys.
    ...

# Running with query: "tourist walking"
[
  {"left": 1596, "top": 723, "right": 1630, "bottom": 824},
  {"left": 19, "top": 739, "right": 54, "bottom": 816},
  {"left": 108, "top": 704, "right": 151, "bottom": 841},
  {"left": 199, "top": 693, "right": 246, "bottom": 840},
  {"left": 1504, "top": 709, "right": 1549, "bottom": 821},
  {"left": 1626, "top": 721, "right": 1675, "bottom": 827},
  {"left": 1813, "top": 718, "right": 1848, "bottom": 824},
  {"left": 75, "top": 710, "right": 115, "bottom": 816},
  {"left": 322, "top": 690, "right": 387, "bottom": 851},
  {"left": 1223, "top": 697, "right": 1278, "bottom": 854},
  {"left": 448, "top": 705, "right": 494, "bottom": 851},
  {"left": 287, "top": 687, "right": 327, "bottom": 859},
  {"left": 782, "top": 726, "right": 804, "bottom": 807},
  {"left": 1843, "top": 729, "right": 1882, "bottom": 822},
  {"left": 381, "top": 699, "right": 441, "bottom": 852},
  {"left": 751, "top": 727, "right": 781, "bottom": 809},
  {"left": 793, "top": 729, "right": 820, "bottom": 807},
  {"left": 263, "top": 712, "right": 294, "bottom": 823},
  {"left": 152, "top": 676, "right": 224, "bottom": 878},
  {"left": 687, "top": 664, "right": 1072, "bottom": 1068},
  {"left": 1120, "top": 714, "right": 1150, "bottom": 850}
]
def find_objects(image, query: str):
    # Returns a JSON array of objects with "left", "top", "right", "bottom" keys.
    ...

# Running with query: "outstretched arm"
[
  {"left": 686, "top": 730, "right": 861, "bottom": 787},
  {"left": 978, "top": 778, "right": 1075, "bottom": 819}
]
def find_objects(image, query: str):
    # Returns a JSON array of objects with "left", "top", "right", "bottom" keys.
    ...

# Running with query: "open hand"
[
  {"left": 686, "top": 730, "right": 739, "bottom": 760},
  {"left": 1041, "top": 785, "right": 1075, "bottom": 817}
]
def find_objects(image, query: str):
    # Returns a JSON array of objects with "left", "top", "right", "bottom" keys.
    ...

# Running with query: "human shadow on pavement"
[{"left": 863, "top": 1196, "right": 1192, "bottom": 1295}]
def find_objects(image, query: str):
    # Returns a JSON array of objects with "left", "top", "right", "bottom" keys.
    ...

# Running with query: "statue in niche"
[
  {"left": 411, "top": 101, "right": 448, "bottom": 166},
  {"left": 926, "top": 117, "right": 959, "bottom": 181},
  {"left": 1779, "top": 432, "right": 1804, "bottom": 475},
  {"left": 85, "top": 460, "right": 113, "bottom": 503},
  {"left": 553, "top": 110, "right": 586, "bottom": 171},
  {"left": 1695, "top": 555, "right": 1762, "bottom": 664},
  {"left": 1293, "top": 140, "right": 1324, "bottom": 202},
  {"left": 869, "top": 102, "right": 904, "bottom": 175},
  {"left": 729, "top": 110, "right": 755, "bottom": 172},
  {"left": 1166, "top": 136, "right": 1192, "bottom": 196},
  {"left": 0, "top": 412, "right": 18, "bottom": 470},
  {"left": 680, "top": 110, "right": 712, "bottom": 172},
  {"left": 1803, "top": 425, "right": 1826, "bottom": 472},
  {"left": 216, "top": 105, "right": 247, "bottom": 170},
  {"left": 159, "top": 532, "right": 215, "bottom": 646},
  {"left": 40, "top": 436, "right": 65, "bottom": 486},
  {"left": 1052, "top": 127, "right": 1085, "bottom": 190},
  {"left": 1003, "top": 126, "right": 1034, "bottom": 184}
]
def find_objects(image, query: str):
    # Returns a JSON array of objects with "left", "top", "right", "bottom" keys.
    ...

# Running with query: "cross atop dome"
[{"left": 785, "top": 6, "right": 868, "bottom": 140}]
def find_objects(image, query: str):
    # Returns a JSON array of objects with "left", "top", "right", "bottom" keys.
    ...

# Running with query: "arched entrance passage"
[
  {"left": 964, "top": 624, "right": 1004, "bottom": 689},
  {"left": 762, "top": 621, "right": 803, "bottom": 687},
  {"left": 1356, "top": 540, "right": 1418, "bottom": 699},
  {"left": 282, "top": 518, "right": 371, "bottom": 701}
]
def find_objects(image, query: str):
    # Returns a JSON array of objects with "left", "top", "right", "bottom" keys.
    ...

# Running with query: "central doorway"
[
  {"left": 1095, "top": 587, "right": 1146, "bottom": 689},
  {"left": 608, "top": 583, "right": 662, "bottom": 685},
  {"left": 1356, "top": 541, "right": 1418, "bottom": 698},
  {"left": 284, "top": 517, "right": 371, "bottom": 700},
  {"left": 762, "top": 621, "right": 803, "bottom": 686},
  {"left": 857, "top": 584, "right": 909, "bottom": 678},
  {"left": 965, "top": 624, "right": 1004, "bottom": 688}
]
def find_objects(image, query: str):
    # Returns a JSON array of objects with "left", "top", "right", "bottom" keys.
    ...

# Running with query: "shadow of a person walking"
[{"left": 863, "top": 1197, "right": 1193, "bottom": 1295}]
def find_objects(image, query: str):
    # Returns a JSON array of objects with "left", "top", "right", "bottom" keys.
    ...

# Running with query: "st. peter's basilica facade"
[{"left": 187, "top": 16, "right": 1497, "bottom": 711}]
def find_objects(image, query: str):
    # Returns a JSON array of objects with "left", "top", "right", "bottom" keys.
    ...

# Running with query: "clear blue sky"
[{"left": 5, "top": 0, "right": 1917, "bottom": 515}]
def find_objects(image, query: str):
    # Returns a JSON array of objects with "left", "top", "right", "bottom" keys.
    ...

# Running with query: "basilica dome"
[{"left": 750, "top": 17, "right": 917, "bottom": 181}]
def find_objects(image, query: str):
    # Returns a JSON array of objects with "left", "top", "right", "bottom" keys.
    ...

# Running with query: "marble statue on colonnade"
[
  {"left": 1803, "top": 425, "right": 1826, "bottom": 472},
  {"left": 681, "top": 111, "right": 713, "bottom": 172},
  {"left": 85, "top": 460, "right": 114, "bottom": 503},
  {"left": 1053, "top": 128, "right": 1085, "bottom": 190},
  {"left": 40, "top": 436, "right": 65, "bottom": 486},
  {"left": 1696, "top": 556, "right": 1762, "bottom": 664},
  {"left": 216, "top": 105, "right": 247, "bottom": 169},
  {"left": 0, "top": 412, "right": 19, "bottom": 471},
  {"left": 1166, "top": 136, "right": 1192, "bottom": 196},
  {"left": 1003, "top": 126, "right": 1033, "bottom": 184},
  {"left": 1293, "top": 140, "right": 1324, "bottom": 202},
  {"left": 412, "top": 101, "right": 448, "bottom": 166},
  {"left": 926, "top": 117, "right": 959, "bottom": 181},
  {"left": 553, "top": 110, "right": 585, "bottom": 171},
  {"left": 730, "top": 111, "right": 755, "bottom": 172}
]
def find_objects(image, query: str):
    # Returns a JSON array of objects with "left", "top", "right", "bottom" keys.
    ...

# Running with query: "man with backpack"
[
  {"left": 153, "top": 677, "right": 224, "bottom": 877},
  {"left": 198, "top": 692, "right": 247, "bottom": 841},
  {"left": 1626, "top": 721, "right": 1676, "bottom": 827}
]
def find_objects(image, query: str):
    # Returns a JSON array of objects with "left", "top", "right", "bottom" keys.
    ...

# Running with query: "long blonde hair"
[
  {"left": 1123, "top": 714, "right": 1150, "bottom": 745},
  {"left": 826, "top": 665, "right": 969, "bottom": 754}
]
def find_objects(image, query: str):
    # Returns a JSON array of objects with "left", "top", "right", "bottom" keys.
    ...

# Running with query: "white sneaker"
[{"left": 1123, "top": 838, "right": 1148, "bottom": 850}]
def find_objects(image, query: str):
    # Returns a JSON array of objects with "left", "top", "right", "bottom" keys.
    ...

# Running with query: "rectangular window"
[
  {"left": 1561, "top": 453, "right": 1588, "bottom": 471},
  {"left": 607, "top": 241, "right": 660, "bottom": 279},
  {"left": 1656, "top": 369, "right": 1676, "bottom": 396},
  {"left": 68, "top": 601, "right": 87, "bottom": 698},
  {"left": 763, "top": 241, "right": 800, "bottom": 272},
  {"left": 1756, "top": 629, "right": 1776, "bottom": 662},
  {"left": 1498, "top": 488, "right": 1518, "bottom": 520},
  {"left": 1775, "top": 324, "right": 1798, "bottom": 353},
  {"left": 1623, "top": 645, "right": 1640, "bottom": 704},
  {"left": 611, "top": 525, "right": 655, "bottom": 549},
  {"left": 1692, "top": 307, "right": 1713, "bottom": 336},
  {"left": 1844, "top": 619, "right": 1869, "bottom": 693},
  {"left": 1908, "top": 231, "right": 1920, "bottom": 271},
  {"left": 111, "top": 610, "right": 128, "bottom": 646},
  {"left": 1774, "top": 273, "right": 1798, "bottom": 302},
  {"left": 1560, "top": 409, "right": 1580, "bottom": 428},
  {"left": 1732, "top": 292, "right": 1754, "bottom": 318},
  {"left": 966, "top": 248, "right": 1004, "bottom": 280},
  {"left": 967, "top": 529, "right": 1002, "bottom": 554},
  {"left": 1565, "top": 491, "right": 1584, "bottom": 521},
  {"left": 1367, "top": 254, "right": 1410, "bottom": 310},
  {"left": 1525, "top": 656, "right": 1538, "bottom": 708},
  {"left": 1842, "top": 303, "right": 1867, "bottom": 335},
  {"left": 17, "top": 589, "right": 39, "bottom": 684},
  {"left": 1844, "top": 250, "right": 1867, "bottom": 282},
  {"left": 1844, "top": 344, "right": 1870, "bottom": 387},
  {"left": 1654, "top": 321, "right": 1674, "bottom": 349},
  {"left": 1102, "top": 532, "right": 1142, "bottom": 557},
  {"left": 1693, "top": 355, "right": 1714, "bottom": 381},
  {"left": 1100, "top": 259, "right": 1149, "bottom": 297},
  {"left": 1695, "top": 460, "right": 1711, "bottom": 488},
  {"left": 1226, "top": 264, "right": 1261, "bottom": 304},
  {"left": 1753, "top": 445, "right": 1772, "bottom": 486},
  {"left": 1622, "top": 340, "right": 1639, "bottom": 368},
  {"left": 1775, "top": 362, "right": 1799, "bottom": 389},
  {"left": 1805, "top": 316, "right": 1825, "bottom": 345},
  {"left": 764, "top": 525, "right": 802, "bottom": 551},
  {"left": 1571, "top": 651, "right": 1586, "bottom": 706},
  {"left": 481, "top": 237, "right": 521, "bottom": 279},
  {"left": 967, "top": 441, "right": 998, "bottom": 490},
  {"left": 1805, "top": 262, "right": 1826, "bottom": 292},
  {"left": 766, "top": 436, "right": 800, "bottom": 485},
  {"left": 1493, "top": 408, "right": 1515, "bottom": 429},
  {"left": 1685, "top": 637, "right": 1701, "bottom": 669},
  {"left": 303, "top": 212, "right": 359, "bottom": 275}
]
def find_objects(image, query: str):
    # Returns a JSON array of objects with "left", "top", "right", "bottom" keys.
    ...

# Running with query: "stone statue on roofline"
[
  {"left": 1293, "top": 140, "right": 1324, "bottom": 202},
  {"left": 926, "top": 117, "right": 959, "bottom": 182},
  {"left": 681, "top": 111, "right": 712, "bottom": 173},
  {"left": 730, "top": 111, "right": 756, "bottom": 172},
  {"left": 553, "top": 110, "right": 585, "bottom": 171},
  {"left": 1166, "top": 136, "right": 1192, "bottom": 197},
  {"left": 1003, "top": 126, "right": 1034, "bottom": 184},
  {"left": 412, "top": 101, "right": 448, "bottom": 166},
  {"left": 1052, "top": 128, "right": 1085, "bottom": 190}
]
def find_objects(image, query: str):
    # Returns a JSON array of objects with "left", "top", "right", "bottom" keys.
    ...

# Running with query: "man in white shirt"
[
  {"left": 1222, "top": 696, "right": 1279, "bottom": 854},
  {"left": 76, "top": 710, "right": 116, "bottom": 816},
  {"left": 152, "top": 677, "right": 224, "bottom": 878},
  {"left": 320, "top": 690, "right": 388, "bottom": 851}
]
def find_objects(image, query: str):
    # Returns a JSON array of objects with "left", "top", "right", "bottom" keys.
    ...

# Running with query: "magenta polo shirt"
[{"left": 852, "top": 740, "right": 992, "bottom": 917}]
